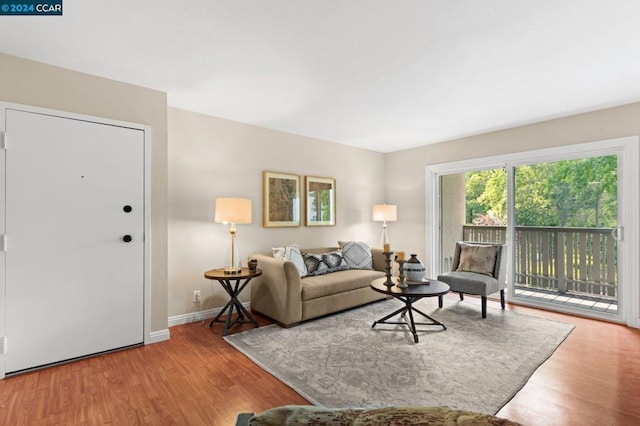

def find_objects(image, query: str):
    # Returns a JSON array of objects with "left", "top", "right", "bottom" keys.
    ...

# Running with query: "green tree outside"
[{"left": 466, "top": 155, "right": 617, "bottom": 228}]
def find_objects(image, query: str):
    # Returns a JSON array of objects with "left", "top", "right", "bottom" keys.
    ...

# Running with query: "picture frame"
[
  {"left": 263, "top": 171, "right": 301, "bottom": 227},
  {"left": 305, "top": 176, "right": 336, "bottom": 226}
]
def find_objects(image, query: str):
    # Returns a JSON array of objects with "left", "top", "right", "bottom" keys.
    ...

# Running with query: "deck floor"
[{"left": 514, "top": 285, "right": 618, "bottom": 314}]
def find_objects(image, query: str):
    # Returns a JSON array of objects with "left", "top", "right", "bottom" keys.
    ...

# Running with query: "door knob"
[
  {"left": 122, "top": 235, "right": 132, "bottom": 243},
  {"left": 123, "top": 205, "right": 132, "bottom": 213}
]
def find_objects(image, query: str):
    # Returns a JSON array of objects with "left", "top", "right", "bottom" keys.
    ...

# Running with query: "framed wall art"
[
  {"left": 263, "top": 171, "right": 301, "bottom": 227},
  {"left": 305, "top": 176, "right": 336, "bottom": 226}
]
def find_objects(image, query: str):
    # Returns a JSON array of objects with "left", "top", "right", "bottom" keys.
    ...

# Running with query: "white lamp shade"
[
  {"left": 372, "top": 204, "right": 397, "bottom": 222},
  {"left": 215, "top": 198, "right": 252, "bottom": 224}
]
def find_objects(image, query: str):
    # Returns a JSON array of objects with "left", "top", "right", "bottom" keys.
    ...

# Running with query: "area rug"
[{"left": 224, "top": 298, "right": 574, "bottom": 415}]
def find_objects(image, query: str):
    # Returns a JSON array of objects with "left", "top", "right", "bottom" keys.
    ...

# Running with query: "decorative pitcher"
[{"left": 403, "top": 254, "right": 425, "bottom": 282}]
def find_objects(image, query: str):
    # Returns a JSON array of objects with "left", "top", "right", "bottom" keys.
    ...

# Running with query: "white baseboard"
[
  {"left": 628, "top": 317, "right": 640, "bottom": 329},
  {"left": 168, "top": 302, "right": 251, "bottom": 327},
  {"left": 147, "top": 328, "right": 170, "bottom": 344}
]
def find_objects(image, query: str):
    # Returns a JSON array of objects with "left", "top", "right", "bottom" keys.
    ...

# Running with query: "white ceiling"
[{"left": 2, "top": 1, "right": 640, "bottom": 153}]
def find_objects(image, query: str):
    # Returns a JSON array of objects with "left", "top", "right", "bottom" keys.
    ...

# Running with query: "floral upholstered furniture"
[{"left": 239, "top": 405, "right": 522, "bottom": 425}]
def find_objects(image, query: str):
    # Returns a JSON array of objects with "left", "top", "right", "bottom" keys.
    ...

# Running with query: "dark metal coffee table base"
[
  {"left": 370, "top": 277, "right": 450, "bottom": 343},
  {"left": 372, "top": 295, "right": 446, "bottom": 343}
]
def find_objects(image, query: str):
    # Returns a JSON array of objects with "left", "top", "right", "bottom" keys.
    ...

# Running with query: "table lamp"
[
  {"left": 372, "top": 204, "right": 397, "bottom": 248},
  {"left": 215, "top": 197, "right": 252, "bottom": 274}
]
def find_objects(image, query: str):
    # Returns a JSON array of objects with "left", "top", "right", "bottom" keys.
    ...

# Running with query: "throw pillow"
[
  {"left": 303, "top": 250, "right": 350, "bottom": 276},
  {"left": 338, "top": 241, "right": 373, "bottom": 270},
  {"left": 273, "top": 243, "right": 308, "bottom": 277},
  {"left": 456, "top": 244, "right": 498, "bottom": 276}
]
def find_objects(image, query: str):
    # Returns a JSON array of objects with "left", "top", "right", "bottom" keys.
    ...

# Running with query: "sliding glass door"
[
  {"left": 512, "top": 156, "right": 619, "bottom": 314},
  {"left": 426, "top": 138, "right": 638, "bottom": 325}
]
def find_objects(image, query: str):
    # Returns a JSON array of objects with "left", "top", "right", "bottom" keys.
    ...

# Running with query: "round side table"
[{"left": 204, "top": 267, "right": 262, "bottom": 336}]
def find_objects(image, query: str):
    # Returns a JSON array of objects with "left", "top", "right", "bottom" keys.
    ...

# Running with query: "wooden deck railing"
[{"left": 462, "top": 225, "right": 618, "bottom": 299}]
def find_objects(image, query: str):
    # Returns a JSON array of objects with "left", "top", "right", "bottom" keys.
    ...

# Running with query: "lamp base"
[
  {"left": 223, "top": 266, "right": 242, "bottom": 274},
  {"left": 379, "top": 225, "right": 390, "bottom": 248}
]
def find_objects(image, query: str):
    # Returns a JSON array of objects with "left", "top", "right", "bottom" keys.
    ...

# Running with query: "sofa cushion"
[
  {"left": 303, "top": 250, "right": 350, "bottom": 276},
  {"left": 301, "top": 269, "right": 384, "bottom": 301},
  {"left": 457, "top": 243, "right": 498, "bottom": 276},
  {"left": 338, "top": 240, "right": 373, "bottom": 270},
  {"left": 272, "top": 243, "right": 308, "bottom": 277}
]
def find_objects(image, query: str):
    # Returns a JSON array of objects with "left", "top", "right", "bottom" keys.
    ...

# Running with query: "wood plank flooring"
[
  {"left": 496, "top": 301, "right": 640, "bottom": 426},
  {"left": 0, "top": 296, "right": 638, "bottom": 425}
]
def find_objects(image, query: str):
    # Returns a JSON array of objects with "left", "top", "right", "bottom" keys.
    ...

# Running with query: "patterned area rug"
[{"left": 225, "top": 298, "right": 574, "bottom": 414}]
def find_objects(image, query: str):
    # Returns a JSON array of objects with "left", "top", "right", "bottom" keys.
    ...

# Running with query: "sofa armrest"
[
  {"left": 250, "top": 254, "right": 303, "bottom": 326},
  {"left": 371, "top": 247, "right": 386, "bottom": 272}
]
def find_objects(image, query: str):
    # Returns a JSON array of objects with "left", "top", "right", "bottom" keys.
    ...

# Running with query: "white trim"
[
  {"left": 426, "top": 136, "right": 639, "bottom": 328},
  {"left": 1, "top": 102, "right": 150, "bottom": 131},
  {"left": 623, "top": 140, "right": 640, "bottom": 328},
  {"left": 510, "top": 297, "right": 625, "bottom": 324},
  {"left": 148, "top": 329, "right": 171, "bottom": 344},
  {"left": 168, "top": 303, "right": 251, "bottom": 327},
  {"left": 142, "top": 123, "right": 153, "bottom": 345},
  {"left": 0, "top": 105, "right": 5, "bottom": 379},
  {"left": 506, "top": 164, "right": 515, "bottom": 298},
  {"left": 425, "top": 166, "right": 441, "bottom": 279}
]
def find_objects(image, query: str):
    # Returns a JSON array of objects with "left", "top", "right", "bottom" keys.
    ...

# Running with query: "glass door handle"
[{"left": 611, "top": 226, "right": 623, "bottom": 241}]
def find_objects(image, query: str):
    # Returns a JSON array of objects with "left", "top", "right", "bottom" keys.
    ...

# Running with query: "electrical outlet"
[{"left": 193, "top": 290, "right": 201, "bottom": 303}]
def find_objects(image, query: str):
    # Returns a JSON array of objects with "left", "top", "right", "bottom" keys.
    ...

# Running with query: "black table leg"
[
  {"left": 406, "top": 304, "right": 419, "bottom": 343},
  {"left": 371, "top": 305, "right": 408, "bottom": 328},
  {"left": 209, "top": 278, "right": 259, "bottom": 335},
  {"left": 209, "top": 299, "right": 234, "bottom": 333},
  {"left": 411, "top": 305, "right": 447, "bottom": 330},
  {"left": 372, "top": 295, "right": 446, "bottom": 343}
]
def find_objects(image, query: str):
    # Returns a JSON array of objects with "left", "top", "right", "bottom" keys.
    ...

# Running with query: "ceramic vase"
[{"left": 403, "top": 254, "right": 425, "bottom": 282}]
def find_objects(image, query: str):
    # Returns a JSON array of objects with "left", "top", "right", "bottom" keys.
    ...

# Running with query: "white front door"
[{"left": 3, "top": 108, "right": 145, "bottom": 374}]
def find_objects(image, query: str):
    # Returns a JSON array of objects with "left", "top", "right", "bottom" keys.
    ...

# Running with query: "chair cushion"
[
  {"left": 437, "top": 271, "right": 503, "bottom": 296},
  {"left": 457, "top": 243, "right": 498, "bottom": 276}
]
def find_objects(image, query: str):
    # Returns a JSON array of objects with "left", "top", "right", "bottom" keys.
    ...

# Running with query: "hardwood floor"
[
  {"left": 496, "top": 301, "right": 640, "bottom": 426},
  {"left": 0, "top": 297, "right": 638, "bottom": 425}
]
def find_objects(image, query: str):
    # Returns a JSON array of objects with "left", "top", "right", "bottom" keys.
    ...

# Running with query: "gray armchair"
[{"left": 437, "top": 241, "right": 506, "bottom": 318}]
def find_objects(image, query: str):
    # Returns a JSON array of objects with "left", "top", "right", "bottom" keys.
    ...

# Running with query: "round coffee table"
[{"left": 370, "top": 277, "right": 450, "bottom": 343}]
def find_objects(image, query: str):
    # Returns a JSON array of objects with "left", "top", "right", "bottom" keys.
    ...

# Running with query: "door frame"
[
  {"left": 0, "top": 102, "right": 152, "bottom": 379},
  {"left": 426, "top": 137, "right": 639, "bottom": 328}
]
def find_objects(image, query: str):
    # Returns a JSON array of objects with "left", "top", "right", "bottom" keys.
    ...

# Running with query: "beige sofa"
[{"left": 250, "top": 247, "right": 386, "bottom": 327}]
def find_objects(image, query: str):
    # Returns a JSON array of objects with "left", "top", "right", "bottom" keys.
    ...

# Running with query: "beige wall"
[
  {"left": 385, "top": 102, "right": 640, "bottom": 261},
  {"left": 167, "top": 107, "right": 385, "bottom": 318},
  {"left": 440, "top": 173, "right": 466, "bottom": 273},
  {"left": 0, "top": 53, "right": 169, "bottom": 333}
]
